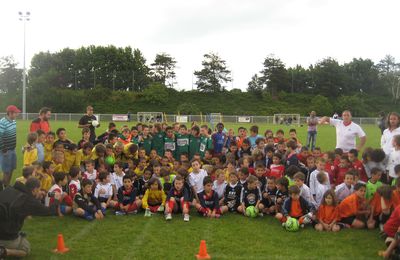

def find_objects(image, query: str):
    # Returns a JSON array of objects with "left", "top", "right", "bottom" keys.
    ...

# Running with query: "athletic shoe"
[
  {"left": 215, "top": 214, "right": 221, "bottom": 219},
  {"left": 165, "top": 213, "right": 172, "bottom": 220},
  {"left": 184, "top": 214, "right": 190, "bottom": 222},
  {"left": 302, "top": 215, "right": 312, "bottom": 225},
  {"left": 300, "top": 224, "right": 305, "bottom": 228},
  {"left": 115, "top": 211, "right": 126, "bottom": 216},
  {"left": 85, "top": 215, "right": 94, "bottom": 221},
  {"left": 281, "top": 222, "right": 286, "bottom": 228},
  {"left": 144, "top": 208, "right": 151, "bottom": 217},
  {"left": 158, "top": 205, "right": 165, "bottom": 212},
  {"left": 258, "top": 213, "right": 264, "bottom": 217},
  {"left": 127, "top": 210, "right": 138, "bottom": 215}
]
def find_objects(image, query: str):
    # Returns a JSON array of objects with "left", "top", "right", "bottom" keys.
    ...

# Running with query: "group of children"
[{"left": 17, "top": 121, "right": 400, "bottom": 257}]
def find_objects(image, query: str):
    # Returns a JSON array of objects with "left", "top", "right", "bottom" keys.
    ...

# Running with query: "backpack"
[{"left": 0, "top": 187, "right": 26, "bottom": 221}]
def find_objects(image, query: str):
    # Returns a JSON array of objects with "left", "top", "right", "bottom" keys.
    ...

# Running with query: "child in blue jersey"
[
  {"left": 195, "top": 176, "right": 222, "bottom": 218},
  {"left": 165, "top": 175, "right": 191, "bottom": 221},
  {"left": 212, "top": 123, "right": 226, "bottom": 156},
  {"left": 115, "top": 175, "right": 142, "bottom": 215}
]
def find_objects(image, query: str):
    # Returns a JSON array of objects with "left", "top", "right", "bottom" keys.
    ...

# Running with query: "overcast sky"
[{"left": 1, "top": 0, "right": 399, "bottom": 90}]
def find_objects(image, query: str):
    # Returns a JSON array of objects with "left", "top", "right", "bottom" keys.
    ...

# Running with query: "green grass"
[{"left": 6, "top": 120, "right": 385, "bottom": 259}]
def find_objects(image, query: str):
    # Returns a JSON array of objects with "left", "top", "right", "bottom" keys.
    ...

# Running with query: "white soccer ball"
[{"left": 91, "top": 120, "right": 99, "bottom": 127}]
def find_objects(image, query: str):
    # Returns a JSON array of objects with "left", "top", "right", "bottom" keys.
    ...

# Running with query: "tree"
[
  {"left": 309, "top": 95, "right": 333, "bottom": 115},
  {"left": 377, "top": 55, "right": 400, "bottom": 103},
  {"left": 343, "top": 58, "right": 380, "bottom": 94},
  {"left": 194, "top": 53, "right": 231, "bottom": 92},
  {"left": 312, "top": 57, "right": 346, "bottom": 97},
  {"left": 259, "top": 55, "right": 290, "bottom": 98},
  {"left": 151, "top": 53, "right": 177, "bottom": 87},
  {"left": 142, "top": 83, "right": 168, "bottom": 104},
  {"left": 0, "top": 56, "right": 22, "bottom": 95},
  {"left": 247, "top": 74, "right": 263, "bottom": 96}
]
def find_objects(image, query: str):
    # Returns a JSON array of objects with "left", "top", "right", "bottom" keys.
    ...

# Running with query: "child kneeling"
[
  {"left": 195, "top": 176, "right": 222, "bottom": 218},
  {"left": 73, "top": 179, "right": 104, "bottom": 220},
  {"left": 165, "top": 175, "right": 191, "bottom": 221},
  {"left": 276, "top": 185, "right": 315, "bottom": 228}
]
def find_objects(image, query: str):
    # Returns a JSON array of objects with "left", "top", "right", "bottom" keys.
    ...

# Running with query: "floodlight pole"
[{"left": 19, "top": 11, "right": 30, "bottom": 120}]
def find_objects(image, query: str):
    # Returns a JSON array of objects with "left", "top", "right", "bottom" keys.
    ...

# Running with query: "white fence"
[{"left": 0, "top": 113, "right": 381, "bottom": 126}]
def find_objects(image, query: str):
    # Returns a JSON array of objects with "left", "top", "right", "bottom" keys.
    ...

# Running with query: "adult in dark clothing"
[
  {"left": 0, "top": 178, "right": 59, "bottom": 258},
  {"left": 78, "top": 106, "right": 99, "bottom": 143}
]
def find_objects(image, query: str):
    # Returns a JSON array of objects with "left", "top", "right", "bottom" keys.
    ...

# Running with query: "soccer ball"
[
  {"left": 285, "top": 217, "right": 300, "bottom": 232},
  {"left": 105, "top": 156, "right": 115, "bottom": 166},
  {"left": 245, "top": 206, "right": 258, "bottom": 218},
  {"left": 91, "top": 120, "right": 99, "bottom": 127}
]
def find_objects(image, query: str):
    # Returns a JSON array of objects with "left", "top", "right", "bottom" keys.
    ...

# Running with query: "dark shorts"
[
  {"left": 340, "top": 216, "right": 356, "bottom": 225},
  {"left": 0, "top": 235, "right": 30, "bottom": 255},
  {"left": 0, "top": 149, "right": 17, "bottom": 174}
]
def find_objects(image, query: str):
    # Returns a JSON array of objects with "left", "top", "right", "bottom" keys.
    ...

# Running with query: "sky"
[{"left": 1, "top": 0, "right": 400, "bottom": 91}]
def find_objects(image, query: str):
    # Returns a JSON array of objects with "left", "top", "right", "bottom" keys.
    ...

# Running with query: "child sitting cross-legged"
[
  {"left": 276, "top": 185, "right": 315, "bottom": 228},
  {"left": 315, "top": 190, "right": 341, "bottom": 232},
  {"left": 45, "top": 172, "right": 73, "bottom": 216},
  {"left": 94, "top": 171, "right": 117, "bottom": 210},
  {"left": 237, "top": 175, "right": 264, "bottom": 217},
  {"left": 73, "top": 179, "right": 104, "bottom": 221}
]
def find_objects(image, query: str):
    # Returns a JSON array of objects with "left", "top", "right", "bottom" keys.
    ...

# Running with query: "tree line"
[{"left": 0, "top": 45, "right": 399, "bottom": 115}]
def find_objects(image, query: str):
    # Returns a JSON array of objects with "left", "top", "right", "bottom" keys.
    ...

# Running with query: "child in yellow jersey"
[
  {"left": 76, "top": 142, "right": 94, "bottom": 169},
  {"left": 224, "top": 160, "right": 236, "bottom": 182},
  {"left": 15, "top": 166, "right": 35, "bottom": 184},
  {"left": 123, "top": 143, "right": 138, "bottom": 161},
  {"left": 23, "top": 132, "right": 38, "bottom": 166},
  {"left": 142, "top": 177, "right": 166, "bottom": 216},
  {"left": 62, "top": 144, "right": 80, "bottom": 174},
  {"left": 44, "top": 131, "right": 56, "bottom": 162},
  {"left": 134, "top": 158, "right": 147, "bottom": 177},
  {"left": 41, "top": 161, "right": 55, "bottom": 192},
  {"left": 52, "top": 151, "right": 65, "bottom": 173}
]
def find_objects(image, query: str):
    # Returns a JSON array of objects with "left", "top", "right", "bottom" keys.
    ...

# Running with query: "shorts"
[
  {"left": 0, "top": 149, "right": 17, "bottom": 174},
  {"left": 340, "top": 216, "right": 356, "bottom": 225},
  {"left": 0, "top": 235, "right": 30, "bottom": 255},
  {"left": 60, "top": 205, "right": 68, "bottom": 215}
]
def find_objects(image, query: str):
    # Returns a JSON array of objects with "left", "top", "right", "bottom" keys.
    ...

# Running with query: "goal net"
[
  {"left": 137, "top": 112, "right": 164, "bottom": 123},
  {"left": 273, "top": 114, "right": 301, "bottom": 126}
]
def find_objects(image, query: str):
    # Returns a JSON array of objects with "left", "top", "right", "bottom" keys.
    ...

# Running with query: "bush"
[{"left": 310, "top": 95, "right": 333, "bottom": 116}]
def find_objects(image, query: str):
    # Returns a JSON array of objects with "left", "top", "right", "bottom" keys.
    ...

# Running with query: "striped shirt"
[{"left": 0, "top": 117, "right": 17, "bottom": 151}]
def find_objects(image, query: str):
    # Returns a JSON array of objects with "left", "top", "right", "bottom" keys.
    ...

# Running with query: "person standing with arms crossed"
[
  {"left": 0, "top": 105, "right": 20, "bottom": 187},
  {"left": 319, "top": 110, "right": 367, "bottom": 153},
  {"left": 306, "top": 111, "right": 318, "bottom": 151},
  {"left": 78, "top": 106, "right": 99, "bottom": 144}
]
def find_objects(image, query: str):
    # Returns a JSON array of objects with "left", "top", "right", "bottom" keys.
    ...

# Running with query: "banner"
[
  {"left": 112, "top": 114, "right": 128, "bottom": 122},
  {"left": 238, "top": 116, "right": 251, "bottom": 123},
  {"left": 176, "top": 116, "right": 188, "bottom": 123}
]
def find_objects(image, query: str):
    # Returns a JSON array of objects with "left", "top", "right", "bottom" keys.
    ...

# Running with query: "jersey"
[
  {"left": 366, "top": 180, "right": 383, "bottom": 200},
  {"left": 188, "top": 135, "right": 201, "bottom": 159},
  {"left": 189, "top": 169, "right": 208, "bottom": 194},
  {"left": 212, "top": 132, "right": 226, "bottom": 154},
  {"left": 117, "top": 186, "right": 137, "bottom": 206},
  {"left": 163, "top": 136, "right": 176, "bottom": 157},
  {"left": 224, "top": 183, "right": 242, "bottom": 211},
  {"left": 262, "top": 187, "right": 277, "bottom": 208},
  {"left": 176, "top": 134, "right": 190, "bottom": 159},
  {"left": 240, "top": 186, "right": 262, "bottom": 207},
  {"left": 45, "top": 184, "right": 63, "bottom": 207},
  {"left": 199, "top": 136, "right": 213, "bottom": 158},
  {"left": 151, "top": 132, "right": 165, "bottom": 156},
  {"left": 198, "top": 190, "right": 220, "bottom": 210},
  {"left": 110, "top": 172, "right": 125, "bottom": 191},
  {"left": 139, "top": 135, "right": 153, "bottom": 155},
  {"left": 167, "top": 186, "right": 191, "bottom": 202},
  {"left": 94, "top": 183, "right": 113, "bottom": 200},
  {"left": 69, "top": 179, "right": 81, "bottom": 199}
]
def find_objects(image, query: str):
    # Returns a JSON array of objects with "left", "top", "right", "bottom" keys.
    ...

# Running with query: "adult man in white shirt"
[
  {"left": 381, "top": 112, "right": 400, "bottom": 155},
  {"left": 320, "top": 110, "right": 366, "bottom": 153}
]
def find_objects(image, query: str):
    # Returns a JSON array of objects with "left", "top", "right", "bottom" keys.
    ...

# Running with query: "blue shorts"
[{"left": 0, "top": 149, "right": 17, "bottom": 174}]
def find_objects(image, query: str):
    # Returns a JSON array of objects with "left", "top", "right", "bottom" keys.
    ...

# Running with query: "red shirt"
[
  {"left": 325, "top": 162, "right": 335, "bottom": 186},
  {"left": 334, "top": 167, "right": 350, "bottom": 186},
  {"left": 384, "top": 205, "right": 400, "bottom": 237},
  {"left": 351, "top": 159, "right": 368, "bottom": 182},
  {"left": 268, "top": 164, "right": 285, "bottom": 179},
  {"left": 30, "top": 118, "right": 51, "bottom": 134}
]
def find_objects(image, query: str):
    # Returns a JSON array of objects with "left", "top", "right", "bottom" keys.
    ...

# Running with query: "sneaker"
[
  {"left": 165, "top": 213, "right": 172, "bottom": 220},
  {"left": 302, "top": 216, "right": 312, "bottom": 225},
  {"left": 215, "top": 214, "right": 221, "bottom": 219},
  {"left": 158, "top": 205, "right": 165, "bottom": 212},
  {"left": 300, "top": 224, "right": 305, "bottom": 228},
  {"left": 144, "top": 208, "right": 152, "bottom": 217},
  {"left": 258, "top": 213, "right": 264, "bottom": 217},
  {"left": 184, "top": 214, "right": 190, "bottom": 222},
  {"left": 85, "top": 215, "right": 94, "bottom": 221},
  {"left": 281, "top": 222, "right": 286, "bottom": 228},
  {"left": 115, "top": 211, "right": 126, "bottom": 216}
]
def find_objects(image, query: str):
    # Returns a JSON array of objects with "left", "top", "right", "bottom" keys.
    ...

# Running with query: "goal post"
[
  {"left": 137, "top": 112, "right": 164, "bottom": 123},
  {"left": 273, "top": 114, "right": 301, "bottom": 126}
]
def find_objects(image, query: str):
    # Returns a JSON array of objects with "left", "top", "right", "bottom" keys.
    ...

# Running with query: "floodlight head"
[
  {"left": 18, "top": 11, "right": 22, "bottom": 15},
  {"left": 26, "top": 11, "right": 30, "bottom": 16}
]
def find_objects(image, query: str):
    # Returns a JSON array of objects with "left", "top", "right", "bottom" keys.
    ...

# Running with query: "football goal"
[
  {"left": 273, "top": 114, "right": 301, "bottom": 126},
  {"left": 137, "top": 112, "right": 164, "bottom": 123}
]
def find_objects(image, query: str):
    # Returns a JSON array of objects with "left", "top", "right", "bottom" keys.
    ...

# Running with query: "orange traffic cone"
[
  {"left": 53, "top": 234, "right": 69, "bottom": 253},
  {"left": 196, "top": 240, "right": 210, "bottom": 259}
]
